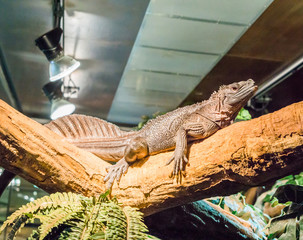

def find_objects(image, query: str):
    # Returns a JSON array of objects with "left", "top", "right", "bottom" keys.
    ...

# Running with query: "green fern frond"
[
  {"left": 7, "top": 215, "right": 30, "bottom": 240},
  {"left": 103, "top": 202, "right": 127, "bottom": 239},
  {"left": 61, "top": 220, "right": 91, "bottom": 240},
  {"left": 1, "top": 191, "right": 157, "bottom": 240},
  {"left": 98, "top": 190, "right": 111, "bottom": 202},
  {"left": 57, "top": 227, "right": 71, "bottom": 240},
  {"left": 124, "top": 206, "right": 148, "bottom": 240},
  {"left": 27, "top": 230, "right": 40, "bottom": 240},
  {"left": 58, "top": 225, "right": 93, "bottom": 240},
  {"left": 146, "top": 235, "right": 161, "bottom": 240},
  {"left": 46, "top": 192, "right": 83, "bottom": 209},
  {"left": 0, "top": 202, "right": 35, "bottom": 233},
  {"left": 85, "top": 197, "right": 106, "bottom": 236},
  {"left": 0, "top": 192, "right": 82, "bottom": 234},
  {"left": 38, "top": 207, "right": 79, "bottom": 240}
]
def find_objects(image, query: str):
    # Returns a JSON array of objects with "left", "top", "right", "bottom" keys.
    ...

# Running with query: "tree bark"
[{"left": 0, "top": 99, "right": 303, "bottom": 216}]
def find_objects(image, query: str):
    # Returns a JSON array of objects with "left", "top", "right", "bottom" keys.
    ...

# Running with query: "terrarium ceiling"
[{"left": 0, "top": 0, "right": 303, "bottom": 126}]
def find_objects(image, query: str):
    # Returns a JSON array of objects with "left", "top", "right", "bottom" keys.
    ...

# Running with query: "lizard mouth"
[{"left": 235, "top": 80, "right": 258, "bottom": 100}]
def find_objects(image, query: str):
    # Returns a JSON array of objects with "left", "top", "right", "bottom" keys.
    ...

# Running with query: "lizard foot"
[
  {"left": 166, "top": 153, "right": 188, "bottom": 183},
  {"left": 104, "top": 158, "right": 129, "bottom": 189}
]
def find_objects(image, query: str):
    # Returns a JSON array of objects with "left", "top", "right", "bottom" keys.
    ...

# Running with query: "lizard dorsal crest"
[{"left": 45, "top": 114, "right": 126, "bottom": 139}]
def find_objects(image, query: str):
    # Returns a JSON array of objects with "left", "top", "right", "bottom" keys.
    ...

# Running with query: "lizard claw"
[
  {"left": 167, "top": 153, "right": 188, "bottom": 183},
  {"left": 104, "top": 158, "right": 129, "bottom": 189},
  {"left": 166, "top": 156, "right": 174, "bottom": 166}
]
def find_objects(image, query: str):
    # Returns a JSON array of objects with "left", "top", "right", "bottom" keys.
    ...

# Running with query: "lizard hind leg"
[{"left": 104, "top": 136, "right": 149, "bottom": 189}]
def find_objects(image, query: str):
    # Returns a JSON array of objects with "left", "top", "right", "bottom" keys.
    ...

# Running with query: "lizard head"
[{"left": 212, "top": 79, "right": 258, "bottom": 115}]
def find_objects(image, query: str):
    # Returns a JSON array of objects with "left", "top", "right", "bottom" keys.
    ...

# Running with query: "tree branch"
[{"left": 0, "top": 99, "right": 302, "bottom": 216}]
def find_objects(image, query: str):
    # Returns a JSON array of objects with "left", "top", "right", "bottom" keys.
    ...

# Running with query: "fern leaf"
[
  {"left": 62, "top": 220, "right": 91, "bottom": 240},
  {"left": 1, "top": 192, "right": 156, "bottom": 240},
  {"left": 87, "top": 194, "right": 108, "bottom": 235},
  {"left": 103, "top": 202, "right": 127, "bottom": 239},
  {"left": 58, "top": 227, "right": 72, "bottom": 240},
  {"left": 0, "top": 192, "right": 83, "bottom": 236},
  {"left": 58, "top": 226, "right": 87, "bottom": 240},
  {"left": 27, "top": 230, "right": 40, "bottom": 240},
  {"left": 0, "top": 204, "right": 32, "bottom": 233},
  {"left": 123, "top": 206, "right": 148, "bottom": 240},
  {"left": 6, "top": 215, "right": 29, "bottom": 240},
  {"left": 90, "top": 232, "right": 105, "bottom": 239},
  {"left": 98, "top": 190, "right": 110, "bottom": 203},
  {"left": 48, "top": 192, "right": 79, "bottom": 208},
  {"left": 38, "top": 207, "right": 79, "bottom": 240},
  {"left": 77, "top": 206, "right": 104, "bottom": 240},
  {"left": 58, "top": 206, "right": 96, "bottom": 240},
  {"left": 146, "top": 235, "right": 161, "bottom": 240},
  {"left": 90, "top": 208, "right": 107, "bottom": 237}
]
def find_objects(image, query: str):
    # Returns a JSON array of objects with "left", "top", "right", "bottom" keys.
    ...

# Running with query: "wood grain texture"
[{"left": 0, "top": 99, "right": 303, "bottom": 216}]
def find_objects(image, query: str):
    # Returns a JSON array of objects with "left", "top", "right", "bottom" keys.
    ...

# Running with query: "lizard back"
[
  {"left": 139, "top": 101, "right": 210, "bottom": 153},
  {"left": 45, "top": 114, "right": 136, "bottom": 161}
]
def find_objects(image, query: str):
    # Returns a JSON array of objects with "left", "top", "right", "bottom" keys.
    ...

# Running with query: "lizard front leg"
[
  {"left": 104, "top": 136, "right": 149, "bottom": 188},
  {"left": 166, "top": 126, "right": 188, "bottom": 182},
  {"left": 166, "top": 123, "right": 209, "bottom": 182}
]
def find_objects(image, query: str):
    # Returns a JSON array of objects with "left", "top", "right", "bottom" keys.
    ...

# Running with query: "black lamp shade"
[
  {"left": 42, "top": 79, "right": 63, "bottom": 101},
  {"left": 35, "top": 28, "right": 64, "bottom": 61},
  {"left": 42, "top": 80, "right": 76, "bottom": 120}
]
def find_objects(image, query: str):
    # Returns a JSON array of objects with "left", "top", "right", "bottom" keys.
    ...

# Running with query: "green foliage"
[
  {"left": 211, "top": 184, "right": 303, "bottom": 240},
  {"left": 235, "top": 108, "right": 252, "bottom": 121},
  {"left": 208, "top": 193, "right": 269, "bottom": 239},
  {"left": 268, "top": 216, "right": 299, "bottom": 240},
  {"left": 271, "top": 173, "right": 303, "bottom": 190},
  {"left": 252, "top": 173, "right": 303, "bottom": 239},
  {"left": 262, "top": 174, "right": 303, "bottom": 209},
  {"left": 266, "top": 184, "right": 303, "bottom": 240},
  {"left": 263, "top": 195, "right": 282, "bottom": 208},
  {"left": 0, "top": 191, "right": 158, "bottom": 240}
]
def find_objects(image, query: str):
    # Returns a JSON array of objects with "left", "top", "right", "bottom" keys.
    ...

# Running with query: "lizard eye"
[{"left": 230, "top": 83, "right": 239, "bottom": 91}]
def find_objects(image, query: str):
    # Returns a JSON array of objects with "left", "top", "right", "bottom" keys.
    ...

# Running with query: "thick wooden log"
[{"left": 0, "top": 99, "right": 303, "bottom": 216}]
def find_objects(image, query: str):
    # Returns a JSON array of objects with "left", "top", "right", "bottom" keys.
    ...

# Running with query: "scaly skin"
[{"left": 46, "top": 79, "right": 258, "bottom": 188}]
